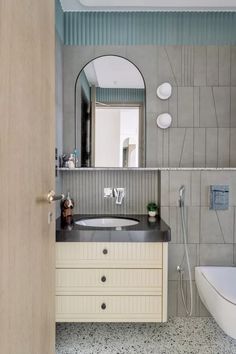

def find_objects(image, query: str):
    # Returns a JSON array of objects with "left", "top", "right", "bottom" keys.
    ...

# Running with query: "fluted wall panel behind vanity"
[{"left": 61, "top": 170, "right": 159, "bottom": 214}]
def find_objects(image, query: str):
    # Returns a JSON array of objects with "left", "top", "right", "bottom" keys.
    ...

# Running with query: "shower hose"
[{"left": 178, "top": 202, "right": 193, "bottom": 316}]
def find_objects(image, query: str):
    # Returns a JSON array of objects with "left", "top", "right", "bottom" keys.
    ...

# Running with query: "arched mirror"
[{"left": 75, "top": 55, "right": 146, "bottom": 168}]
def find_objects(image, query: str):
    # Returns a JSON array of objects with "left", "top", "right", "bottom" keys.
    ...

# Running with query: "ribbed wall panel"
[
  {"left": 61, "top": 170, "right": 159, "bottom": 214},
  {"left": 55, "top": 0, "right": 64, "bottom": 41},
  {"left": 96, "top": 88, "right": 145, "bottom": 103},
  {"left": 64, "top": 12, "right": 236, "bottom": 45}
]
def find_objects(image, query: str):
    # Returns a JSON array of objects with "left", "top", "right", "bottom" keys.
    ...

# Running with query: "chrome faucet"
[
  {"left": 113, "top": 188, "right": 125, "bottom": 205},
  {"left": 104, "top": 187, "right": 125, "bottom": 205}
]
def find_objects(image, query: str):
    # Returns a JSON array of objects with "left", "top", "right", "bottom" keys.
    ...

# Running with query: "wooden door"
[{"left": 0, "top": 1, "right": 55, "bottom": 353}]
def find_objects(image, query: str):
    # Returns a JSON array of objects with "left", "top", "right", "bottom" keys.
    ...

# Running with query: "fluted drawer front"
[
  {"left": 56, "top": 295, "right": 162, "bottom": 322},
  {"left": 56, "top": 243, "right": 163, "bottom": 268},
  {"left": 56, "top": 268, "right": 162, "bottom": 295}
]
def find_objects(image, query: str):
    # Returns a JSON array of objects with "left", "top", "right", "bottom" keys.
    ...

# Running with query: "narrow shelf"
[{"left": 58, "top": 167, "right": 236, "bottom": 171}]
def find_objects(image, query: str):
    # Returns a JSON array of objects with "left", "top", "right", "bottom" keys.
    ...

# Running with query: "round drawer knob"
[
  {"left": 101, "top": 303, "right": 106, "bottom": 310},
  {"left": 103, "top": 248, "right": 108, "bottom": 255},
  {"left": 101, "top": 276, "right": 106, "bottom": 283}
]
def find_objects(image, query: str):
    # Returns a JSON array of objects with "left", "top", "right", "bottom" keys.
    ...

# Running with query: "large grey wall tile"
[
  {"left": 199, "top": 300, "right": 211, "bottom": 317},
  {"left": 157, "top": 47, "right": 178, "bottom": 86},
  {"left": 164, "top": 206, "right": 200, "bottom": 244},
  {"left": 206, "top": 128, "right": 217, "bottom": 167},
  {"left": 176, "top": 280, "right": 188, "bottom": 316},
  {"left": 169, "top": 244, "right": 197, "bottom": 280},
  {"left": 64, "top": 45, "right": 95, "bottom": 72},
  {"left": 200, "top": 208, "right": 234, "bottom": 244},
  {"left": 126, "top": 45, "right": 158, "bottom": 80},
  {"left": 193, "top": 128, "right": 206, "bottom": 167},
  {"left": 163, "top": 130, "right": 170, "bottom": 167},
  {"left": 230, "top": 87, "right": 236, "bottom": 127},
  {"left": 194, "top": 46, "right": 207, "bottom": 86},
  {"left": 181, "top": 46, "right": 194, "bottom": 86},
  {"left": 169, "top": 171, "right": 191, "bottom": 206},
  {"left": 193, "top": 87, "right": 200, "bottom": 127},
  {"left": 146, "top": 113, "right": 160, "bottom": 167},
  {"left": 230, "top": 175, "right": 236, "bottom": 206},
  {"left": 206, "top": 46, "right": 219, "bottom": 86},
  {"left": 218, "top": 128, "right": 230, "bottom": 167},
  {"left": 234, "top": 209, "right": 236, "bottom": 244},
  {"left": 168, "top": 207, "right": 181, "bottom": 243},
  {"left": 195, "top": 285, "right": 210, "bottom": 317},
  {"left": 168, "top": 281, "right": 178, "bottom": 316},
  {"left": 169, "top": 128, "right": 185, "bottom": 167},
  {"left": 230, "top": 128, "right": 236, "bottom": 167},
  {"left": 176, "top": 280, "right": 199, "bottom": 317},
  {"left": 63, "top": 110, "right": 75, "bottom": 154},
  {"left": 168, "top": 87, "right": 178, "bottom": 127},
  {"left": 219, "top": 46, "right": 231, "bottom": 86},
  {"left": 187, "top": 207, "right": 200, "bottom": 243},
  {"left": 200, "top": 88, "right": 217, "bottom": 127},
  {"left": 178, "top": 87, "right": 194, "bottom": 127},
  {"left": 213, "top": 87, "right": 230, "bottom": 127},
  {"left": 199, "top": 244, "right": 234, "bottom": 266},
  {"left": 179, "top": 129, "right": 194, "bottom": 167},
  {"left": 94, "top": 45, "right": 127, "bottom": 58},
  {"left": 165, "top": 46, "right": 182, "bottom": 86},
  {"left": 231, "top": 46, "right": 236, "bottom": 86},
  {"left": 160, "top": 206, "right": 169, "bottom": 225},
  {"left": 168, "top": 128, "right": 194, "bottom": 167},
  {"left": 191, "top": 171, "right": 201, "bottom": 206},
  {"left": 126, "top": 46, "right": 158, "bottom": 113}
]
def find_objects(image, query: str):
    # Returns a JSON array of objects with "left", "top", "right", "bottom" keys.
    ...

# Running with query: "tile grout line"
[
  {"left": 164, "top": 46, "right": 178, "bottom": 86},
  {"left": 179, "top": 128, "right": 187, "bottom": 167},
  {"left": 215, "top": 210, "right": 226, "bottom": 244}
]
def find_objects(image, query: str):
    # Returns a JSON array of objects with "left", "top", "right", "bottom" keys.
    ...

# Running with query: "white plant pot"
[{"left": 148, "top": 211, "right": 157, "bottom": 217}]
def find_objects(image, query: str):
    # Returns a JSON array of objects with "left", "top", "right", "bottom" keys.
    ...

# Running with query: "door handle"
[{"left": 47, "top": 190, "right": 64, "bottom": 203}]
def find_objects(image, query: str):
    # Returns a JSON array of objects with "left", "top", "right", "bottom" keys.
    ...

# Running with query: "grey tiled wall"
[
  {"left": 62, "top": 170, "right": 159, "bottom": 215},
  {"left": 160, "top": 170, "right": 236, "bottom": 316},
  {"left": 63, "top": 45, "right": 236, "bottom": 167},
  {"left": 59, "top": 44, "right": 236, "bottom": 318}
]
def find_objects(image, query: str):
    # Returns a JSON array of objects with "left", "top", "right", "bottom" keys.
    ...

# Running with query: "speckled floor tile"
[{"left": 56, "top": 317, "right": 236, "bottom": 354}]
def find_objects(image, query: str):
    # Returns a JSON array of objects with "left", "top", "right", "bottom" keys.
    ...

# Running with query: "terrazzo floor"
[{"left": 56, "top": 317, "right": 236, "bottom": 354}]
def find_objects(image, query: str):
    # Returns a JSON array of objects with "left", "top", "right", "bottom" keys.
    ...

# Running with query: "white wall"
[
  {"left": 95, "top": 108, "right": 120, "bottom": 167},
  {"left": 120, "top": 108, "right": 139, "bottom": 167}
]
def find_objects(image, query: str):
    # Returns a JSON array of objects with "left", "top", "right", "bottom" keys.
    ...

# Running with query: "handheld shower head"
[{"left": 179, "top": 185, "right": 185, "bottom": 207}]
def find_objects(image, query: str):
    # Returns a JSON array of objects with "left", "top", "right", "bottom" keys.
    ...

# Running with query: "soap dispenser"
[{"left": 61, "top": 192, "right": 75, "bottom": 218}]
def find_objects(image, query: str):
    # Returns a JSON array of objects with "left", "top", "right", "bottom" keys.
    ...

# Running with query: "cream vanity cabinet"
[{"left": 56, "top": 242, "right": 168, "bottom": 322}]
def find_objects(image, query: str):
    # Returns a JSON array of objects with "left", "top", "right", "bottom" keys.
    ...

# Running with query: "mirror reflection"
[{"left": 75, "top": 56, "right": 145, "bottom": 168}]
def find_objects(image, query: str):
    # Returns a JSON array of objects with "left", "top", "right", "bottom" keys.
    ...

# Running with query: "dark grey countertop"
[{"left": 56, "top": 214, "right": 171, "bottom": 242}]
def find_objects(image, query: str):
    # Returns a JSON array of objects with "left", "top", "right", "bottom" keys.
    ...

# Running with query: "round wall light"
[
  {"left": 156, "top": 113, "right": 172, "bottom": 129},
  {"left": 157, "top": 82, "right": 172, "bottom": 100}
]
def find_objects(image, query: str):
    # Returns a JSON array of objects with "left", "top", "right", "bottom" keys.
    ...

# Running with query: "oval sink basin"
[{"left": 75, "top": 217, "right": 139, "bottom": 228}]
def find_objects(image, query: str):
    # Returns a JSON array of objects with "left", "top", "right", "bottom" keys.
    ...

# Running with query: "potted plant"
[{"left": 147, "top": 202, "right": 158, "bottom": 217}]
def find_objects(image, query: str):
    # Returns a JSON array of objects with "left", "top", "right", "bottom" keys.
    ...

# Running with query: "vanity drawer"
[
  {"left": 56, "top": 242, "right": 163, "bottom": 268},
  {"left": 56, "top": 295, "right": 162, "bottom": 322},
  {"left": 56, "top": 268, "right": 163, "bottom": 295}
]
